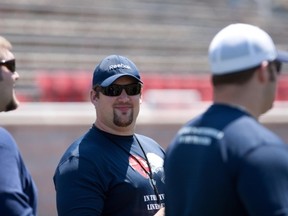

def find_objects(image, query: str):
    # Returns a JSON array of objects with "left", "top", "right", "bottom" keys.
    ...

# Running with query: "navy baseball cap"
[{"left": 92, "top": 55, "right": 143, "bottom": 87}]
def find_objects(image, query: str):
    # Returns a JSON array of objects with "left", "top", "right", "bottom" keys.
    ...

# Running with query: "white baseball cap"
[{"left": 209, "top": 23, "right": 288, "bottom": 75}]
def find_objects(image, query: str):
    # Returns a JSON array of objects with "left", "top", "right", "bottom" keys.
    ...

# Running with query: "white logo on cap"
[{"left": 108, "top": 63, "right": 131, "bottom": 71}]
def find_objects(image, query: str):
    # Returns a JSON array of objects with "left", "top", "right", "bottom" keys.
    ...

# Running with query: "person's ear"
[
  {"left": 257, "top": 61, "right": 269, "bottom": 83},
  {"left": 90, "top": 89, "right": 99, "bottom": 104}
]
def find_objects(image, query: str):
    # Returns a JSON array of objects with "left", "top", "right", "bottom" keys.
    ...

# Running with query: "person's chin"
[
  {"left": 262, "top": 103, "right": 273, "bottom": 115},
  {"left": 5, "top": 98, "right": 19, "bottom": 112}
]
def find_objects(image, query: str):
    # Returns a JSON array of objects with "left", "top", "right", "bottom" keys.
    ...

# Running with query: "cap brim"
[
  {"left": 101, "top": 74, "right": 143, "bottom": 87},
  {"left": 276, "top": 50, "right": 288, "bottom": 63}
]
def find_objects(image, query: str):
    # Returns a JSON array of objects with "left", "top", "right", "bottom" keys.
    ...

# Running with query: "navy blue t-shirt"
[
  {"left": 54, "top": 125, "right": 165, "bottom": 216},
  {"left": 165, "top": 104, "right": 288, "bottom": 216},
  {"left": 0, "top": 127, "right": 38, "bottom": 215}
]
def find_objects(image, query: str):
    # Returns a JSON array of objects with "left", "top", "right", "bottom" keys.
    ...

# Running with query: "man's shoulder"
[
  {"left": 0, "top": 127, "right": 18, "bottom": 155},
  {"left": 226, "top": 115, "right": 282, "bottom": 143},
  {"left": 135, "top": 134, "right": 160, "bottom": 146},
  {"left": 0, "top": 127, "right": 11, "bottom": 136},
  {"left": 0, "top": 127, "right": 16, "bottom": 144}
]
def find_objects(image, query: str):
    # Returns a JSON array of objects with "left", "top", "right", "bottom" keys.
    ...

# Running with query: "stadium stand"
[
  {"left": 1, "top": 2, "right": 288, "bottom": 216},
  {"left": 0, "top": 0, "right": 287, "bottom": 103}
]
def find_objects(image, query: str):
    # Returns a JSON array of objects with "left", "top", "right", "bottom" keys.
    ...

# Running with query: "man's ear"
[
  {"left": 140, "top": 94, "right": 143, "bottom": 104},
  {"left": 90, "top": 89, "right": 98, "bottom": 104},
  {"left": 257, "top": 61, "right": 269, "bottom": 83}
]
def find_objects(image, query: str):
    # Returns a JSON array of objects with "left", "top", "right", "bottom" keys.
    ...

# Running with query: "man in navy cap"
[
  {"left": 164, "top": 23, "right": 288, "bottom": 216},
  {"left": 54, "top": 55, "right": 165, "bottom": 216}
]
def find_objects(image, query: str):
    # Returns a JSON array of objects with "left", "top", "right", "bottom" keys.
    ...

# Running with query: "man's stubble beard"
[{"left": 113, "top": 110, "right": 133, "bottom": 127}]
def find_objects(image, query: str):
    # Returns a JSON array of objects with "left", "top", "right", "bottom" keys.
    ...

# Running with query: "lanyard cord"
[
  {"left": 101, "top": 132, "right": 161, "bottom": 204},
  {"left": 134, "top": 135, "right": 161, "bottom": 205}
]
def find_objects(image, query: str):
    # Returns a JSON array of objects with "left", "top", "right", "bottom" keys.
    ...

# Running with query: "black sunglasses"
[
  {"left": 99, "top": 83, "right": 142, "bottom": 96},
  {"left": 268, "top": 60, "right": 282, "bottom": 74},
  {"left": 0, "top": 59, "right": 16, "bottom": 73},
  {"left": 275, "top": 60, "right": 282, "bottom": 74}
]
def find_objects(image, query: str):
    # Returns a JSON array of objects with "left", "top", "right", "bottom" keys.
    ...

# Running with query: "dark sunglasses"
[
  {"left": 0, "top": 59, "right": 16, "bottom": 73},
  {"left": 269, "top": 60, "right": 282, "bottom": 74},
  {"left": 99, "top": 83, "right": 142, "bottom": 96},
  {"left": 275, "top": 60, "right": 282, "bottom": 74}
]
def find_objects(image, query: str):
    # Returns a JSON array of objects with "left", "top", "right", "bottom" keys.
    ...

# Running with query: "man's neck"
[{"left": 94, "top": 122, "right": 135, "bottom": 136}]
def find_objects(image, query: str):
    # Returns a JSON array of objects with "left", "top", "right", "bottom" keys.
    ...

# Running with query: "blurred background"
[{"left": 0, "top": 0, "right": 288, "bottom": 215}]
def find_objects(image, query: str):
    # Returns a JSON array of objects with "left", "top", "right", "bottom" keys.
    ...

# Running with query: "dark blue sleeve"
[
  {"left": 0, "top": 128, "right": 37, "bottom": 216},
  {"left": 238, "top": 145, "right": 288, "bottom": 216},
  {"left": 54, "top": 156, "right": 105, "bottom": 216}
]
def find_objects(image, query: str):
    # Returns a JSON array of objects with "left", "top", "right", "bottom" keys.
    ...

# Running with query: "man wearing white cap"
[{"left": 164, "top": 23, "right": 288, "bottom": 216}]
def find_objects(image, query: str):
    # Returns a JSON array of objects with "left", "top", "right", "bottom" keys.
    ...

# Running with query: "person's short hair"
[
  {"left": 212, "top": 65, "right": 260, "bottom": 86},
  {"left": 0, "top": 36, "right": 12, "bottom": 63},
  {"left": 0, "top": 36, "right": 12, "bottom": 49}
]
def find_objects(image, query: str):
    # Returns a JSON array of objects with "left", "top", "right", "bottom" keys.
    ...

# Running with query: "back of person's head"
[{"left": 208, "top": 23, "right": 288, "bottom": 86}]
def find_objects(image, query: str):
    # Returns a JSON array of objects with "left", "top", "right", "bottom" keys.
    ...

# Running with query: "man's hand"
[{"left": 154, "top": 207, "right": 165, "bottom": 216}]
